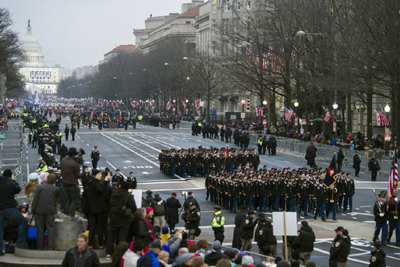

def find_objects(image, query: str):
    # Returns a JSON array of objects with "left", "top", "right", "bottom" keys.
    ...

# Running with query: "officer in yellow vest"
[
  {"left": 28, "top": 129, "right": 33, "bottom": 144},
  {"left": 257, "top": 136, "right": 263, "bottom": 154},
  {"left": 211, "top": 205, "right": 225, "bottom": 243},
  {"left": 138, "top": 115, "right": 143, "bottom": 121},
  {"left": 36, "top": 159, "right": 48, "bottom": 172}
]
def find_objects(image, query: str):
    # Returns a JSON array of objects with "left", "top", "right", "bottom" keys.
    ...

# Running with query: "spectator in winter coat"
[
  {"left": 121, "top": 240, "right": 145, "bottom": 267},
  {"left": 166, "top": 192, "right": 181, "bottom": 231},
  {"left": 87, "top": 170, "right": 111, "bottom": 248},
  {"left": 107, "top": 182, "right": 137, "bottom": 256},
  {"left": 62, "top": 234, "right": 100, "bottom": 267},
  {"left": 31, "top": 173, "right": 60, "bottom": 250},
  {"left": 145, "top": 207, "right": 157, "bottom": 243},
  {"left": 131, "top": 208, "right": 150, "bottom": 247},
  {"left": 293, "top": 221, "right": 316, "bottom": 265},
  {"left": 205, "top": 240, "right": 228, "bottom": 266},
  {"left": 137, "top": 240, "right": 161, "bottom": 267},
  {"left": 152, "top": 193, "right": 167, "bottom": 230},
  {"left": 0, "top": 169, "right": 27, "bottom": 254}
]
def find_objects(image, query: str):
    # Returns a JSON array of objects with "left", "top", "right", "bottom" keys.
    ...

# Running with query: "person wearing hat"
[
  {"left": 36, "top": 158, "right": 48, "bottom": 172},
  {"left": 240, "top": 211, "right": 258, "bottom": 251},
  {"left": 373, "top": 191, "right": 388, "bottom": 245},
  {"left": 293, "top": 221, "right": 315, "bottom": 265},
  {"left": 137, "top": 240, "right": 161, "bottom": 267},
  {"left": 211, "top": 205, "right": 225, "bottom": 243},
  {"left": 182, "top": 202, "right": 201, "bottom": 240},
  {"left": 329, "top": 227, "right": 351, "bottom": 267},
  {"left": 255, "top": 212, "right": 277, "bottom": 257},
  {"left": 143, "top": 190, "right": 155, "bottom": 208},
  {"left": 166, "top": 192, "right": 181, "bottom": 232},
  {"left": 369, "top": 241, "right": 386, "bottom": 267},
  {"left": 183, "top": 191, "right": 200, "bottom": 212},
  {"left": 204, "top": 240, "right": 228, "bottom": 265},
  {"left": 90, "top": 146, "right": 100, "bottom": 170},
  {"left": 387, "top": 192, "right": 400, "bottom": 246},
  {"left": 368, "top": 155, "right": 380, "bottom": 181}
]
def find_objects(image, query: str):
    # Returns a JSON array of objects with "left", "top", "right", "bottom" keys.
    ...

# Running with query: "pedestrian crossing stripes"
[{"left": 123, "top": 165, "right": 153, "bottom": 169}]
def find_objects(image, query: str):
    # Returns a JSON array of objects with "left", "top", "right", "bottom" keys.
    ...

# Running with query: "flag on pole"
[
  {"left": 224, "top": 146, "right": 229, "bottom": 158},
  {"left": 323, "top": 154, "right": 338, "bottom": 188},
  {"left": 195, "top": 100, "right": 200, "bottom": 110},
  {"left": 166, "top": 101, "right": 172, "bottom": 111},
  {"left": 256, "top": 106, "right": 264, "bottom": 117},
  {"left": 323, "top": 106, "right": 332, "bottom": 122},
  {"left": 375, "top": 107, "right": 389, "bottom": 126},
  {"left": 388, "top": 149, "right": 399, "bottom": 200},
  {"left": 284, "top": 108, "right": 294, "bottom": 121}
]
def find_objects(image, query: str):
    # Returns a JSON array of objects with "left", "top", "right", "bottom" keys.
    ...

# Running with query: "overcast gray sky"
[{"left": 1, "top": 0, "right": 189, "bottom": 69}]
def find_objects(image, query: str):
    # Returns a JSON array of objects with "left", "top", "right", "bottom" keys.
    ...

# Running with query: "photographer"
[
  {"left": 182, "top": 202, "right": 200, "bottom": 240},
  {"left": 183, "top": 191, "right": 200, "bottom": 212},
  {"left": 0, "top": 169, "right": 27, "bottom": 255}
]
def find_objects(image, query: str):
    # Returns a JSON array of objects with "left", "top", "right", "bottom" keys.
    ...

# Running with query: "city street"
[{"left": 22, "top": 120, "right": 400, "bottom": 267}]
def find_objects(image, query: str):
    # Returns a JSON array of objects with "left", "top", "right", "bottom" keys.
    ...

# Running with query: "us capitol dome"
[{"left": 19, "top": 20, "right": 72, "bottom": 95}]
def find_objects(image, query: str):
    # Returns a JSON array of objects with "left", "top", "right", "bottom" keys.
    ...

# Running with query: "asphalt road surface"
[{"left": 22, "top": 119, "right": 400, "bottom": 266}]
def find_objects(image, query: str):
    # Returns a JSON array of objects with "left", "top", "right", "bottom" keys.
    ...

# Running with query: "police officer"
[
  {"left": 329, "top": 227, "right": 351, "bottom": 267},
  {"left": 240, "top": 210, "right": 258, "bottom": 251},
  {"left": 373, "top": 191, "right": 388, "bottom": 245},
  {"left": 257, "top": 135, "right": 263, "bottom": 155},
  {"left": 368, "top": 155, "right": 380, "bottom": 181},
  {"left": 255, "top": 213, "right": 277, "bottom": 257},
  {"left": 182, "top": 202, "right": 201, "bottom": 240},
  {"left": 211, "top": 205, "right": 225, "bottom": 243},
  {"left": 369, "top": 241, "right": 386, "bottom": 267}
]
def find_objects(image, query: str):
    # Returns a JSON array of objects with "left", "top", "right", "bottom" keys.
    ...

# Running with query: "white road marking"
[
  {"left": 106, "top": 160, "right": 126, "bottom": 178},
  {"left": 313, "top": 248, "right": 371, "bottom": 265},
  {"left": 102, "top": 133, "right": 185, "bottom": 181},
  {"left": 147, "top": 187, "right": 205, "bottom": 192},
  {"left": 137, "top": 133, "right": 182, "bottom": 149}
]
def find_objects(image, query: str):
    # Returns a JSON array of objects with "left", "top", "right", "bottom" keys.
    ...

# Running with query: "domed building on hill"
[{"left": 19, "top": 20, "right": 72, "bottom": 95}]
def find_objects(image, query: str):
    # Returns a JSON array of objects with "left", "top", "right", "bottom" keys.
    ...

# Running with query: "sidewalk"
[{"left": 0, "top": 120, "right": 24, "bottom": 179}]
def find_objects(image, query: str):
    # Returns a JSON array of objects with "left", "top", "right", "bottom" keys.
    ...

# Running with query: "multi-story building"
[
  {"left": 19, "top": 20, "right": 72, "bottom": 95},
  {"left": 100, "top": 45, "right": 136, "bottom": 64},
  {"left": 133, "top": 0, "right": 203, "bottom": 54}
]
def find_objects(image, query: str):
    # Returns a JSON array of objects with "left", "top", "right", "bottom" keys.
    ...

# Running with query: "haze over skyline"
[{"left": 1, "top": 0, "right": 189, "bottom": 69}]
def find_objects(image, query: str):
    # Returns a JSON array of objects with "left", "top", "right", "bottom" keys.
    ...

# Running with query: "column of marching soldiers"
[
  {"left": 160, "top": 147, "right": 355, "bottom": 220},
  {"left": 159, "top": 147, "right": 400, "bottom": 248}
]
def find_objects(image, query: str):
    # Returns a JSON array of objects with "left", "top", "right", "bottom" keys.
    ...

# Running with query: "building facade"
[{"left": 19, "top": 20, "right": 72, "bottom": 95}]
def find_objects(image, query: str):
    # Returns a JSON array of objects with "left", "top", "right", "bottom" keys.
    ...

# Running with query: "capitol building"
[{"left": 19, "top": 20, "right": 72, "bottom": 95}]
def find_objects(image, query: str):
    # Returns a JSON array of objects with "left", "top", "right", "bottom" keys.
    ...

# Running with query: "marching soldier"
[
  {"left": 373, "top": 191, "right": 388, "bottom": 245},
  {"left": 211, "top": 205, "right": 225, "bottom": 243},
  {"left": 387, "top": 193, "right": 399, "bottom": 245}
]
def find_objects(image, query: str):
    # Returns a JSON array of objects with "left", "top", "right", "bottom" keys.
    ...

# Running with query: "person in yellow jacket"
[
  {"left": 211, "top": 205, "right": 225, "bottom": 243},
  {"left": 36, "top": 158, "right": 48, "bottom": 172}
]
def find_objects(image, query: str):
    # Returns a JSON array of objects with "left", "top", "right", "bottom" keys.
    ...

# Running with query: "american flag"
[
  {"left": 376, "top": 107, "right": 389, "bottom": 126},
  {"left": 256, "top": 106, "right": 264, "bottom": 117},
  {"left": 166, "top": 101, "right": 172, "bottom": 111},
  {"left": 284, "top": 107, "right": 294, "bottom": 121},
  {"left": 195, "top": 100, "right": 200, "bottom": 110},
  {"left": 388, "top": 149, "right": 398, "bottom": 201},
  {"left": 237, "top": 100, "right": 246, "bottom": 106},
  {"left": 323, "top": 106, "right": 332, "bottom": 122}
]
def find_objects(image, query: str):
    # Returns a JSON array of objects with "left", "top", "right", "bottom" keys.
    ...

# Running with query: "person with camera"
[
  {"left": 87, "top": 169, "right": 111, "bottom": 249},
  {"left": 106, "top": 180, "right": 137, "bottom": 257},
  {"left": 182, "top": 202, "right": 201, "bottom": 240},
  {"left": 0, "top": 169, "right": 27, "bottom": 255}
]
